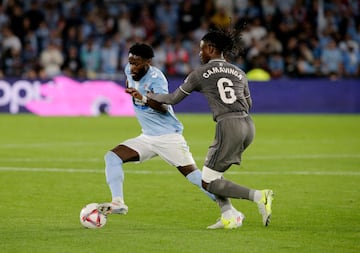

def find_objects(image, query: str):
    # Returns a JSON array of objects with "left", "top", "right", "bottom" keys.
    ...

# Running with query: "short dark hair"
[{"left": 129, "top": 43, "right": 154, "bottom": 59}]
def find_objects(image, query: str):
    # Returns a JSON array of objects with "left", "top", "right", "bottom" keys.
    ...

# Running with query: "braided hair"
[{"left": 201, "top": 23, "right": 245, "bottom": 60}]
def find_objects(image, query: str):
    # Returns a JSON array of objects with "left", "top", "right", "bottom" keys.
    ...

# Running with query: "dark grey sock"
[
  {"left": 215, "top": 196, "right": 232, "bottom": 213},
  {"left": 207, "top": 179, "right": 251, "bottom": 200}
]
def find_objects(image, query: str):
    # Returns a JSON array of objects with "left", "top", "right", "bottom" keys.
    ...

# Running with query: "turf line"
[
  {"left": 0, "top": 153, "right": 359, "bottom": 163},
  {"left": 0, "top": 166, "right": 359, "bottom": 176}
]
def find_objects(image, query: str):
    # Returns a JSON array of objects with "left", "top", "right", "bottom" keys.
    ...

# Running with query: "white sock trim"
[
  {"left": 202, "top": 166, "right": 223, "bottom": 183},
  {"left": 112, "top": 197, "right": 125, "bottom": 204}
]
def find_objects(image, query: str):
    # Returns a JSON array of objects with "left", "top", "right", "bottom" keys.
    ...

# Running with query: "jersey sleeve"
[
  {"left": 124, "top": 63, "right": 130, "bottom": 78},
  {"left": 244, "top": 78, "right": 250, "bottom": 98},
  {"left": 180, "top": 71, "right": 200, "bottom": 94},
  {"left": 243, "top": 78, "right": 252, "bottom": 109},
  {"left": 149, "top": 69, "right": 169, "bottom": 95}
]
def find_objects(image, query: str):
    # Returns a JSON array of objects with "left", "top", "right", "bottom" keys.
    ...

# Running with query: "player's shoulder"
[
  {"left": 148, "top": 66, "right": 167, "bottom": 80},
  {"left": 124, "top": 63, "right": 130, "bottom": 73}
]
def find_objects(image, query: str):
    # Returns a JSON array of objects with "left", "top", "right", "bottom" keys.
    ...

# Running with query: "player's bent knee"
[
  {"left": 207, "top": 179, "right": 227, "bottom": 194},
  {"left": 202, "top": 166, "right": 223, "bottom": 184}
]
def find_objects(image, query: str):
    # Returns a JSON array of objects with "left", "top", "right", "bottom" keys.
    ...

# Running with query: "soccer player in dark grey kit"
[{"left": 127, "top": 30, "right": 274, "bottom": 229}]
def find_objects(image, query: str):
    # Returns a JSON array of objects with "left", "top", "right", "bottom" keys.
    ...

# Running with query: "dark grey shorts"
[{"left": 204, "top": 115, "right": 255, "bottom": 172}]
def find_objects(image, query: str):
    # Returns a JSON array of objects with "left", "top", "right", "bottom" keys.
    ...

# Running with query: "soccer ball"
[{"left": 80, "top": 203, "right": 107, "bottom": 229}]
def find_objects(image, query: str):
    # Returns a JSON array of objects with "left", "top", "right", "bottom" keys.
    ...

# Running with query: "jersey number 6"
[{"left": 217, "top": 77, "right": 237, "bottom": 104}]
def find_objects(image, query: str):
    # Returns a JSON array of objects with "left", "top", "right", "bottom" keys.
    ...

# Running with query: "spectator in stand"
[
  {"left": 24, "top": 0, "right": 45, "bottom": 31},
  {"left": 177, "top": 0, "right": 201, "bottom": 36},
  {"left": 291, "top": 0, "right": 307, "bottom": 24},
  {"left": 234, "top": 0, "right": 248, "bottom": 18},
  {"left": 309, "top": 37, "right": 322, "bottom": 60},
  {"left": 116, "top": 10, "right": 133, "bottom": 42},
  {"left": 138, "top": 6, "right": 157, "bottom": 42},
  {"left": 22, "top": 34, "right": 38, "bottom": 73},
  {"left": 261, "top": 0, "right": 277, "bottom": 17},
  {"left": 262, "top": 31, "right": 283, "bottom": 56},
  {"left": 214, "top": 0, "right": 234, "bottom": 18},
  {"left": 61, "top": 45, "right": 84, "bottom": 78},
  {"left": 246, "top": 38, "right": 263, "bottom": 65},
  {"left": 268, "top": 52, "right": 285, "bottom": 78},
  {"left": 339, "top": 33, "right": 359, "bottom": 55},
  {"left": 296, "top": 54, "right": 320, "bottom": 77},
  {"left": 209, "top": 6, "right": 231, "bottom": 29},
  {"left": 340, "top": 13, "right": 360, "bottom": 77},
  {"left": 244, "top": 0, "right": 262, "bottom": 19},
  {"left": 39, "top": 40, "right": 64, "bottom": 78},
  {"left": 165, "top": 37, "right": 190, "bottom": 76},
  {"left": 0, "top": 4, "right": 9, "bottom": 30},
  {"left": 154, "top": 0, "right": 179, "bottom": 38},
  {"left": 23, "top": 27, "right": 38, "bottom": 54},
  {"left": 80, "top": 36, "right": 100, "bottom": 79},
  {"left": 7, "top": 3, "right": 25, "bottom": 45},
  {"left": 152, "top": 42, "right": 167, "bottom": 72},
  {"left": 320, "top": 39, "right": 344, "bottom": 80},
  {"left": 249, "top": 17, "right": 267, "bottom": 43},
  {"left": 298, "top": 41, "right": 315, "bottom": 65},
  {"left": 192, "top": 19, "right": 210, "bottom": 44},
  {"left": 36, "top": 20, "right": 50, "bottom": 53},
  {"left": 277, "top": 7, "right": 298, "bottom": 46},
  {"left": 342, "top": 45, "right": 360, "bottom": 78},
  {"left": 1, "top": 26, "right": 22, "bottom": 54},
  {"left": 62, "top": 25, "right": 81, "bottom": 57},
  {"left": 42, "top": 2, "right": 61, "bottom": 30},
  {"left": 99, "top": 36, "right": 119, "bottom": 77},
  {"left": 275, "top": 0, "right": 296, "bottom": 13},
  {"left": 352, "top": 23, "right": 360, "bottom": 45},
  {"left": 1, "top": 47, "right": 23, "bottom": 77},
  {"left": 283, "top": 36, "right": 299, "bottom": 77},
  {"left": 80, "top": 11, "right": 98, "bottom": 42},
  {"left": 295, "top": 40, "right": 319, "bottom": 77}
]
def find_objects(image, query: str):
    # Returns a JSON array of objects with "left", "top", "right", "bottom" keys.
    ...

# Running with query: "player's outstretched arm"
[
  {"left": 126, "top": 87, "right": 168, "bottom": 113},
  {"left": 147, "top": 87, "right": 188, "bottom": 105}
]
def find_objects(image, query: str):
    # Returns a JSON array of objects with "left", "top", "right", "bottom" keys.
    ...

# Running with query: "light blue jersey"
[{"left": 125, "top": 64, "right": 183, "bottom": 136}]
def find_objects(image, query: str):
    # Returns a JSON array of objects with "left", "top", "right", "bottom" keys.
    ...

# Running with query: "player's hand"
[
  {"left": 146, "top": 90, "right": 154, "bottom": 99},
  {"left": 126, "top": 87, "right": 143, "bottom": 100}
]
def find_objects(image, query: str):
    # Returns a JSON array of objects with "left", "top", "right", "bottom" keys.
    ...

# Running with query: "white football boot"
[
  {"left": 257, "top": 189, "right": 274, "bottom": 226},
  {"left": 97, "top": 201, "right": 128, "bottom": 215},
  {"left": 207, "top": 210, "right": 245, "bottom": 229}
]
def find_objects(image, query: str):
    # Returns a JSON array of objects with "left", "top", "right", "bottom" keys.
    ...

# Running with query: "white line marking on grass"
[
  {"left": 245, "top": 154, "right": 360, "bottom": 160},
  {"left": 0, "top": 167, "right": 359, "bottom": 176},
  {"left": 0, "top": 158, "right": 101, "bottom": 162},
  {"left": 0, "top": 142, "right": 108, "bottom": 148},
  {"left": 0, "top": 154, "right": 359, "bottom": 163}
]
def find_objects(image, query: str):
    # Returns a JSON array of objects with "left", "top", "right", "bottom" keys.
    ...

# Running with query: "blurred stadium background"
[
  {"left": 0, "top": 0, "right": 359, "bottom": 80},
  {"left": 0, "top": 0, "right": 359, "bottom": 115}
]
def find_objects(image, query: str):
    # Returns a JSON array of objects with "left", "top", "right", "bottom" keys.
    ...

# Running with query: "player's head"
[
  {"left": 128, "top": 43, "right": 154, "bottom": 81},
  {"left": 199, "top": 28, "right": 241, "bottom": 64}
]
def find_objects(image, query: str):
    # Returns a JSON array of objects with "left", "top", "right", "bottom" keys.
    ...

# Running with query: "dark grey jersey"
[
  {"left": 147, "top": 59, "right": 255, "bottom": 172},
  {"left": 181, "top": 59, "right": 251, "bottom": 121}
]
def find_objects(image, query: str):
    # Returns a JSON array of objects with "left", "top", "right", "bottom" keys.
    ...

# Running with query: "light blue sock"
[
  {"left": 186, "top": 169, "right": 216, "bottom": 201},
  {"left": 104, "top": 151, "right": 124, "bottom": 199}
]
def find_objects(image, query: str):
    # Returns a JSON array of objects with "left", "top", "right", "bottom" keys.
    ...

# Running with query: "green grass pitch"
[{"left": 0, "top": 114, "right": 359, "bottom": 253}]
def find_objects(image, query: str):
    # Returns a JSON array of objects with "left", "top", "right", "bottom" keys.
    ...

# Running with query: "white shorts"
[{"left": 121, "top": 133, "right": 195, "bottom": 167}]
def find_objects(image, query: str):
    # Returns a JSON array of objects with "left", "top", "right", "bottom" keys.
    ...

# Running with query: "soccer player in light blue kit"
[{"left": 97, "top": 43, "right": 243, "bottom": 226}]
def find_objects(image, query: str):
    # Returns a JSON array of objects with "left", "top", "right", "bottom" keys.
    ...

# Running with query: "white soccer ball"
[{"left": 80, "top": 203, "right": 107, "bottom": 229}]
